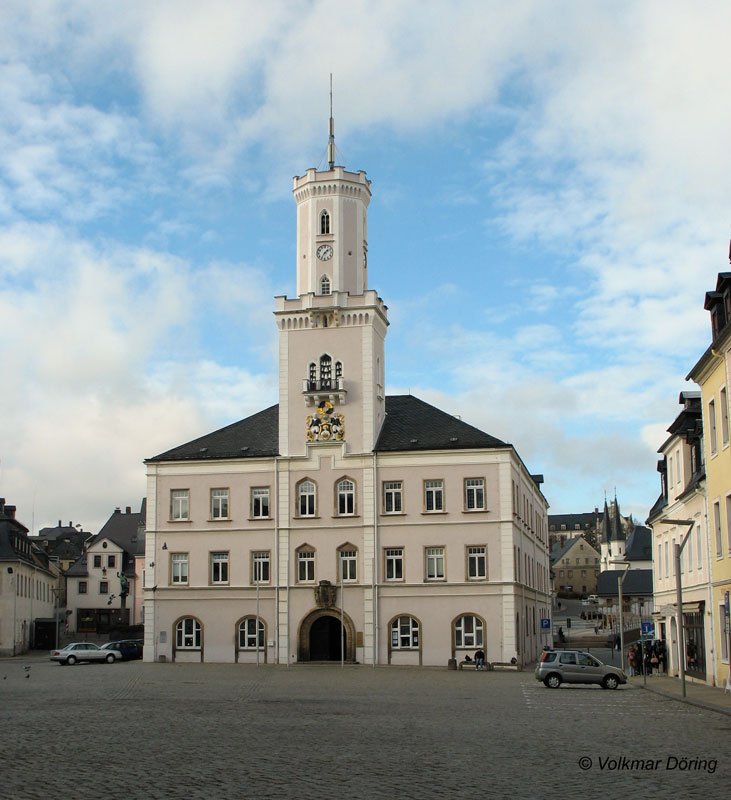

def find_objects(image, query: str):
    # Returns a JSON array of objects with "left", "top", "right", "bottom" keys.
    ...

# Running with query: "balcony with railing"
[{"left": 302, "top": 377, "right": 347, "bottom": 406}]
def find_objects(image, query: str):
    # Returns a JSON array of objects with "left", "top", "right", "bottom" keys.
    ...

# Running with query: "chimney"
[
  {"left": 68, "top": 521, "right": 72, "bottom": 527},
  {"left": 126, "top": 506, "right": 131, "bottom": 514},
  {"left": 114, "top": 507, "right": 121, "bottom": 514},
  {"left": 58, "top": 520, "right": 62, "bottom": 527},
  {"left": 6, "top": 505, "right": 16, "bottom": 520},
  {"left": 0, "top": 498, "right": 4, "bottom": 515}
]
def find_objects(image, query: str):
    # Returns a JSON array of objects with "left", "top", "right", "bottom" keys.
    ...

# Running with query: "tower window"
[
  {"left": 320, "top": 275, "right": 331, "bottom": 295},
  {"left": 320, "top": 210, "right": 330, "bottom": 235},
  {"left": 335, "top": 361, "right": 342, "bottom": 379},
  {"left": 319, "top": 355, "right": 332, "bottom": 389}
]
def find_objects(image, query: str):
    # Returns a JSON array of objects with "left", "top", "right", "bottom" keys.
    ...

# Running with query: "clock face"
[{"left": 316, "top": 244, "right": 333, "bottom": 261}]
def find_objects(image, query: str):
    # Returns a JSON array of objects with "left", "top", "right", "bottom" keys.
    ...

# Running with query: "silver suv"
[{"left": 535, "top": 649, "right": 627, "bottom": 690}]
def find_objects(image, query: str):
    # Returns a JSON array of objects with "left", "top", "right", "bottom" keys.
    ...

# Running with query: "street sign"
[
  {"left": 725, "top": 591, "right": 729, "bottom": 615},
  {"left": 540, "top": 618, "right": 551, "bottom": 629},
  {"left": 641, "top": 621, "right": 654, "bottom": 637}
]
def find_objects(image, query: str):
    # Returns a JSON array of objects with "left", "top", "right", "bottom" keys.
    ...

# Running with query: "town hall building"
[{"left": 142, "top": 132, "right": 551, "bottom": 667}]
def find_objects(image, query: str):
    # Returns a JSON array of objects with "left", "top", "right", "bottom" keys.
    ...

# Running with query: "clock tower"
[{"left": 274, "top": 126, "right": 388, "bottom": 457}]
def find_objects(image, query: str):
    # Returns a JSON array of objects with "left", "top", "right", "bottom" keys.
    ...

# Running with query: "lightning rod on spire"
[{"left": 328, "top": 73, "right": 335, "bottom": 170}]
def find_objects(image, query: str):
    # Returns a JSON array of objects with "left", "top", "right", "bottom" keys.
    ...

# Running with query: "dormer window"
[
  {"left": 320, "top": 210, "right": 330, "bottom": 235},
  {"left": 320, "top": 275, "right": 331, "bottom": 295}
]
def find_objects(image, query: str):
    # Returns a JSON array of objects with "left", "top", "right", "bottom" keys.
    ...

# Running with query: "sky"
[{"left": 1, "top": 0, "right": 730, "bottom": 535}]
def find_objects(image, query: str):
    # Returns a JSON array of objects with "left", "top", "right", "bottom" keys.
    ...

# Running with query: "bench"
[
  {"left": 490, "top": 661, "right": 522, "bottom": 672},
  {"left": 458, "top": 660, "right": 488, "bottom": 670}
]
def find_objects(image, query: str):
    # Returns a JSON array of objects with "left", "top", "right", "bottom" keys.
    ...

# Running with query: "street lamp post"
[
  {"left": 616, "top": 564, "right": 631, "bottom": 672},
  {"left": 663, "top": 519, "right": 695, "bottom": 698}
]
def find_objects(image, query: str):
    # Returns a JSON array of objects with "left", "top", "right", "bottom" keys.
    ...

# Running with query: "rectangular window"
[
  {"left": 464, "top": 478, "right": 485, "bottom": 511},
  {"left": 107, "top": 555, "right": 116, "bottom": 568},
  {"left": 78, "top": 581, "right": 87, "bottom": 594},
  {"left": 687, "top": 528, "right": 694, "bottom": 571},
  {"left": 714, "top": 501, "right": 722, "bottom": 556},
  {"left": 467, "top": 546, "right": 487, "bottom": 580},
  {"left": 171, "top": 553, "right": 189, "bottom": 585},
  {"left": 99, "top": 581, "right": 109, "bottom": 595},
  {"left": 297, "top": 550, "right": 315, "bottom": 582},
  {"left": 721, "top": 604, "right": 729, "bottom": 662},
  {"left": 697, "top": 526, "right": 702, "bottom": 569},
  {"left": 424, "top": 480, "right": 444, "bottom": 512},
  {"left": 93, "top": 555, "right": 102, "bottom": 568},
  {"left": 337, "top": 480, "right": 355, "bottom": 516},
  {"left": 385, "top": 548, "right": 404, "bottom": 581},
  {"left": 340, "top": 550, "right": 357, "bottom": 582},
  {"left": 383, "top": 481, "right": 403, "bottom": 514},
  {"left": 211, "top": 552, "right": 229, "bottom": 584},
  {"left": 709, "top": 399, "right": 718, "bottom": 455},
  {"left": 251, "top": 487, "right": 270, "bottom": 519},
  {"left": 171, "top": 489, "right": 190, "bottom": 520},
  {"left": 722, "top": 387, "right": 729, "bottom": 447},
  {"left": 426, "top": 547, "right": 445, "bottom": 580},
  {"left": 298, "top": 482, "right": 316, "bottom": 517},
  {"left": 252, "top": 551, "right": 270, "bottom": 584},
  {"left": 211, "top": 488, "right": 229, "bottom": 519}
]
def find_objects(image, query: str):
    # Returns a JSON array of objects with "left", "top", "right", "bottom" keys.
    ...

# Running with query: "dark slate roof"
[
  {"left": 548, "top": 512, "right": 598, "bottom": 531},
  {"left": 0, "top": 502, "right": 54, "bottom": 574},
  {"left": 646, "top": 493, "right": 667, "bottom": 524},
  {"left": 375, "top": 395, "right": 506, "bottom": 452},
  {"left": 147, "top": 396, "right": 508, "bottom": 462},
  {"left": 624, "top": 526, "right": 652, "bottom": 561},
  {"left": 147, "top": 405, "right": 279, "bottom": 462},
  {"left": 596, "top": 568, "right": 653, "bottom": 597}
]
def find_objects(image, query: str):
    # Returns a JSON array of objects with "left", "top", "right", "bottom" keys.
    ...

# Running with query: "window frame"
[
  {"left": 297, "top": 479, "right": 317, "bottom": 518},
  {"left": 390, "top": 615, "right": 420, "bottom": 650},
  {"left": 93, "top": 554, "right": 102, "bottom": 568},
  {"left": 464, "top": 478, "right": 485, "bottom": 512},
  {"left": 383, "top": 481, "right": 403, "bottom": 514},
  {"left": 454, "top": 614, "right": 484, "bottom": 649},
  {"left": 466, "top": 545, "right": 487, "bottom": 580},
  {"left": 385, "top": 548, "right": 404, "bottom": 582},
  {"left": 424, "top": 479, "right": 444, "bottom": 513},
  {"left": 251, "top": 487, "right": 271, "bottom": 519},
  {"left": 210, "top": 488, "right": 230, "bottom": 520},
  {"left": 338, "top": 547, "right": 358, "bottom": 582},
  {"left": 238, "top": 616, "right": 265, "bottom": 650},
  {"left": 296, "top": 547, "right": 316, "bottom": 583},
  {"left": 99, "top": 580, "right": 109, "bottom": 595},
  {"left": 175, "top": 617, "right": 201, "bottom": 650},
  {"left": 210, "top": 551, "right": 230, "bottom": 585},
  {"left": 709, "top": 398, "right": 718, "bottom": 455},
  {"left": 252, "top": 551, "right": 270, "bottom": 584},
  {"left": 336, "top": 477, "right": 356, "bottom": 516},
  {"left": 78, "top": 581, "right": 87, "bottom": 595},
  {"left": 425, "top": 546, "right": 446, "bottom": 581},
  {"left": 171, "top": 552, "right": 189, "bottom": 585},
  {"left": 171, "top": 489, "right": 190, "bottom": 521}
]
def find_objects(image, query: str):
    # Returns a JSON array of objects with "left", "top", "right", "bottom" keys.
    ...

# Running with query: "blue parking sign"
[
  {"left": 641, "top": 621, "right": 653, "bottom": 636},
  {"left": 540, "top": 618, "right": 551, "bottom": 629}
]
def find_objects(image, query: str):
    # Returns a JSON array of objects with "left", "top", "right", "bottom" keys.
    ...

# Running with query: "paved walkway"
[{"left": 632, "top": 673, "right": 731, "bottom": 716}]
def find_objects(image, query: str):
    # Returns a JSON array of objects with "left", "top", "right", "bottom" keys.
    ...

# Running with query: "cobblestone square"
[{"left": 1, "top": 657, "right": 729, "bottom": 799}]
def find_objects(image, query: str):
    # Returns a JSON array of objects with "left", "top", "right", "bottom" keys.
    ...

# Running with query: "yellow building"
[{"left": 687, "top": 271, "right": 731, "bottom": 689}]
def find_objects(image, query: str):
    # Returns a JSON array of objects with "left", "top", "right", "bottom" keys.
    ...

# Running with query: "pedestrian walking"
[{"left": 627, "top": 645, "right": 636, "bottom": 677}]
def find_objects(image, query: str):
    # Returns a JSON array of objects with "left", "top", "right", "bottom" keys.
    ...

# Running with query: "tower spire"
[{"left": 327, "top": 73, "right": 335, "bottom": 170}]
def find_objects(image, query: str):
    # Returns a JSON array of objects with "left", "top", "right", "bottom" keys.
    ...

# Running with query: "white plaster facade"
[{"left": 143, "top": 155, "right": 550, "bottom": 667}]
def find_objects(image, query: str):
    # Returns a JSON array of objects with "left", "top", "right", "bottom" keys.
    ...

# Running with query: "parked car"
[
  {"left": 50, "top": 642, "right": 123, "bottom": 665},
  {"left": 535, "top": 649, "right": 627, "bottom": 689},
  {"left": 102, "top": 639, "right": 143, "bottom": 661}
]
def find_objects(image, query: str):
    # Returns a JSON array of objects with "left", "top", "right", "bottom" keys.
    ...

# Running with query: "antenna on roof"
[{"left": 327, "top": 73, "right": 335, "bottom": 170}]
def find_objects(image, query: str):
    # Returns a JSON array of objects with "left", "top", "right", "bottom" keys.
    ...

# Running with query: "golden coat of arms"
[{"left": 306, "top": 400, "right": 345, "bottom": 442}]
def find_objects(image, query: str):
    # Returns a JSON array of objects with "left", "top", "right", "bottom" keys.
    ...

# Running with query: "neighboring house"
[
  {"left": 550, "top": 535, "right": 600, "bottom": 597},
  {"left": 647, "top": 391, "right": 712, "bottom": 682},
  {"left": 548, "top": 511, "right": 600, "bottom": 551},
  {"left": 596, "top": 568, "right": 654, "bottom": 633},
  {"left": 687, "top": 267, "right": 731, "bottom": 689},
  {"left": 0, "top": 499, "right": 61, "bottom": 655},
  {"left": 65, "top": 503, "right": 145, "bottom": 635},
  {"left": 34, "top": 521, "right": 91, "bottom": 573},
  {"left": 143, "top": 143, "right": 551, "bottom": 667}
]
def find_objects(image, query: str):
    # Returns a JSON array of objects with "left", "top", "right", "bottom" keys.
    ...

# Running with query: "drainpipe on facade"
[
  {"left": 372, "top": 451, "right": 379, "bottom": 668},
  {"left": 274, "top": 456, "right": 281, "bottom": 667},
  {"left": 702, "top": 487, "right": 717, "bottom": 685}
]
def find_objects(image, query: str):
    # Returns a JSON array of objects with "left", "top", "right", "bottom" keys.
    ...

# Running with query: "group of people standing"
[{"left": 627, "top": 640, "right": 666, "bottom": 676}]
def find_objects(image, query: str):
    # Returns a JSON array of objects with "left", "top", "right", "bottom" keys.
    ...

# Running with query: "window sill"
[
  {"left": 168, "top": 519, "right": 193, "bottom": 523},
  {"left": 335, "top": 514, "right": 360, "bottom": 519},
  {"left": 382, "top": 511, "right": 406, "bottom": 517},
  {"left": 210, "top": 583, "right": 230, "bottom": 587},
  {"left": 294, "top": 516, "right": 321, "bottom": 520},
  {"left": 462, "top": 509, "right": 489, "bottom": 514},
  {"left": 421, "top": 511, "right": 447, "bottom": 516},
  {"left": 208, "top": 518, "right": 231, "bottom": 522},
  {"left": 248, "top": 517, "right": 273, "bottom": 522}
]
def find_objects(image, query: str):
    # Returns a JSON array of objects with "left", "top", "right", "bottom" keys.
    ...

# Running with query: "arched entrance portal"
[
  {"left": 298, "top": 609, "right": 356, "bottom": 662},
  {"left": 310, "top": 616, "right": 344, "bottom": 661}
]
